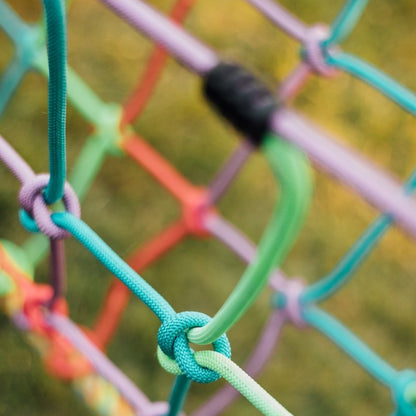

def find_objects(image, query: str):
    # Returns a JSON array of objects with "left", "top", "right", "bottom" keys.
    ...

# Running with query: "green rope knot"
[{"left": 157, "top": 311, "right": 231, "bottom": 383}]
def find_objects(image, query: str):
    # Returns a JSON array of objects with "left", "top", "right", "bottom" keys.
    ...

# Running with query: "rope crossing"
[{"left": 0, "top": 0, "right": 415, "bottom": 415}]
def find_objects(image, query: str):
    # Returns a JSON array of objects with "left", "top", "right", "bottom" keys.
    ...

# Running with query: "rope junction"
[{"left": 0, "top": 0, "right": 416, "bottom": 415}]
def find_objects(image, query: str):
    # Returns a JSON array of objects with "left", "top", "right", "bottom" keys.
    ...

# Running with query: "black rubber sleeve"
[{"left": 203, "top": 62, "right": 278, "bottom": 146}]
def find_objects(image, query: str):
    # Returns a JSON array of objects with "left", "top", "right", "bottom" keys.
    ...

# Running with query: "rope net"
[{"left": 0, "top": 0, "right": 415, "bottom": 415}]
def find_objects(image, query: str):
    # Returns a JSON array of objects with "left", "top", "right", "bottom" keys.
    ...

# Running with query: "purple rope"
[
  {"left": 46, "top": 313, "right": 168, "bottom": 416},
  {"left": 208, "top": 141, "right": 254, "bottom": 205},
  {"left": 271, "top": 109, "right": 416, "bottom": 239},
  {"left": 205, "top": 213, "right": 306, "bottom": 323},
  {"left": 47, "top": 239, "right": 66, "bottom": 308},
  {"left": 204, "top": 213, "right": 288, "bottom": 288},
  {"left": 0, "top": 134, "right": 34, "bottom": 182},
  {"left": 245, "top": 0, "right": 309, "bottom": 42},
  {"left": 191, "top": 309, "right": 287, "bottom": 416},
  {"left": 277, "top": 62, "right": 311, "bottom": 102},
  {"left": 12, "top": 311, "right": 31, "bottom": 331},
  {"left": 97, "top": 0, "right": 218, "bottom": 75},
  {"left": 0, "top": 135, "right": 80, "bottom": 239},
  {"left": 245, "top": 1, "right": 337, "bottom": 77},
  {"left": 19, "top": 173, "right": 80, "bottom": 239},
  {"left": 0, "top": 135, "right": 163, "bottom": 414}
]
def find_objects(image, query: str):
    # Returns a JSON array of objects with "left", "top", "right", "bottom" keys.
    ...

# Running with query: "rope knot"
[
  {"left": 392, "top": 370, "right": 416, "bottom": 416},
  {"left": 272, "top": 277, "right": 306, "bottom": 328},
  {"left": 19, "top": 173, "right": 80, "bottom": 239},
  {"left": 302, "top": 24, "right": 339, "bottom": 77},
  {"left": 157, "top": 311, "right": 231, "bottom": 383}
]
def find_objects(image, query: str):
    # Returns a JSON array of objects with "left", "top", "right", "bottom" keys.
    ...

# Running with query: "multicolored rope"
[{"left": 1, "top": 1, "right": 416, "bottom": 416}]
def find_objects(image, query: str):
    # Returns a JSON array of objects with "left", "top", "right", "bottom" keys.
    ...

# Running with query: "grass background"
[{"left": 1, "top": 0, "right": 416, "bottom": 415}]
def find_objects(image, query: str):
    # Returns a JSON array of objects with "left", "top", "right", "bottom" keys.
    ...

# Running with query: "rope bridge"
[{"left": 0, "top": 0, "right": 415, "bottom": 415}]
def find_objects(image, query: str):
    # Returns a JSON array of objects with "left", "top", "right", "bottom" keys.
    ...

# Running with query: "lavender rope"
[
  {"left": 93, "top": 0, "right": 414, "bottom": 239},
  {"left": 47, "top": 239, "right": 67, "bottom": 308},
  {"left": 244, "top": 0, "right": 309, "bottom": 42},
  {"left": 98, "top": 0, "right": 218, "bottom": 75},
  {"left": 204, "top": 213, "right": 287, "bottom": 288},
  {"left": 208, "top": 141, "right": 254, "bottom": 205},
  {"left": 271, "top": 109, "right": 416, "bottom": 239},
  {"left": 0, "top": 134, "right": 34, "bottom": 182},
  {"left": 277, "top": 63, "right": 311, "bottom": 102},
  {"left": 46, "top": 313, "right": 168, "bottom": 416},
  {"left": 196, "top": 212, "right": 307, "bottom": 415},
  {"left": 0, "top": 134, "right": 77, "bottom": 298}
]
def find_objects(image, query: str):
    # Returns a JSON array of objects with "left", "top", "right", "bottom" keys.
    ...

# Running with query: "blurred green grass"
[{"left": 1, "top": 0, "right": 416, "bottom": 415}]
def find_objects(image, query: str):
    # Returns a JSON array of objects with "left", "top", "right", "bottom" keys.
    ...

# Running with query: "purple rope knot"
[
  {"left": 19, "top": 173, "right": 80, "bottom": 239},
  {"left": 272, "top": 277, "right": 306, "bottom": 328},
  {"left": 157, "top": 311, "right": 231, "bottom": 383},
  {"left": 302, "top": 24, "right": 339, "bottom": 77}
]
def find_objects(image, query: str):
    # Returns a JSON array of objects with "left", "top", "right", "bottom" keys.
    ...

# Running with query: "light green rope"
[
  {"left": 157, "top": 348, "right": 293, "bottom": 416},
  {"left": 188, "top": 134, "right": 313, "bottom": 345},
  {"left": 405, "top": 382, "right": 416, "bottom": 407}
]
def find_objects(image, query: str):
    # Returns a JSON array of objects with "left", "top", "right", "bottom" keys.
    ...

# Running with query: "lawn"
[{"left": 0, "top": 1, "right": 416, "bottom": 415}]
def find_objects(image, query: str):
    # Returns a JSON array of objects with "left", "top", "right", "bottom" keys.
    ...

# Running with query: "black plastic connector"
[{"left": 203, "top": 62, "right": 277, "bottom": 146}]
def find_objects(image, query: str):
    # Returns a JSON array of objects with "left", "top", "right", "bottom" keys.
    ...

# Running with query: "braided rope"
[{"left": 0, "top": 1, "right": 416, "bottom": 416}]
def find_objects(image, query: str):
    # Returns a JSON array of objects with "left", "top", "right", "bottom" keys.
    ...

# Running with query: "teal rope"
[
  {"left": 19, "top": 211, "right": 232, "bottom": 384},
  {"left": 393, "top": 371, "right": 416, "bottom": 416},
  {"left": 166, "top": 376, "right": 192, "bottom": 416},
  {"left": 323, "top": 0, "right": 370, "bottom": 47},
  {"left": 302, "top": 169, "right": 416, "bottom": 303},
  {"left": 48, "top": 213, "right": 232, "bottom": 385},
  {"left": 304, "top": 307, "right": 416, "bottom": 415},
  {"left": 327, "top": 51, "right": 416, "bottom": 117},
  {"left": 42, "top": 0, "right": 67, "bottom": 204},
  {"left": 303, "top": 306, "right": 398, "bottom": 386},
  {"left": 0, "top": 0, "right": 29, "bottom": 45},
  {"left": 0, "top": 57, "right": 29, "bottom": 117},
  {"left": 51, "top": 212, "right": 175, "bottom": 321}
]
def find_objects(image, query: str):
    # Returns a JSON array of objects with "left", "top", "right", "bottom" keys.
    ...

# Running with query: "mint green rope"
[
  {"left": 188, "top": 134, "right": 313, "bottom": 345},
  {"left": 157, "top": 348, "right": 293, "bottom": 416}
]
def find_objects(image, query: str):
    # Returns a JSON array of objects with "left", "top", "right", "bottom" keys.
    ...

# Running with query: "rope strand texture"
[
  {"left": 157, "top": 348, "right": 293, "bottom": 416},
  {"left": 51, "top": 212, "right": 175, "bottom": 322},
  {"left": 42, "top": 0, "right": 67, "bottom": 204}
]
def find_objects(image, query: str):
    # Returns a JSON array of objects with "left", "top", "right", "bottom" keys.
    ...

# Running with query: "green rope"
[
  {"left": 157, "top": 348, "right": 293, "bottom": 416},
  {"left": 188, "top": 134, "right": 313, "bottom": 345}
]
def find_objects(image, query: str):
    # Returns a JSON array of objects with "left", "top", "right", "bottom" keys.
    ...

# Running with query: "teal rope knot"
[
  {"left": 391, "top": 370, "right": 416, "bottom": 416},
  {"left": 157, "top": 311, "right": 231, "bottom": 383}
]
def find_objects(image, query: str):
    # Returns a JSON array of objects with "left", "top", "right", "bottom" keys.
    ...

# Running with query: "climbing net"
[{"left": 1, "top": 0, "right": 416, "bottom": 415}]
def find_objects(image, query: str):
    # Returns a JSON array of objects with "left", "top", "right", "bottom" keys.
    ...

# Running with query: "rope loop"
[
  {"left": 302, "top": 24, "right": 339, "bottom": 77},
  {"left": 19, "top": 173, "right": 80, "bottom": 239},
  {"left": 157, "top": 311, "right": 231, "bottom": 383}
]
